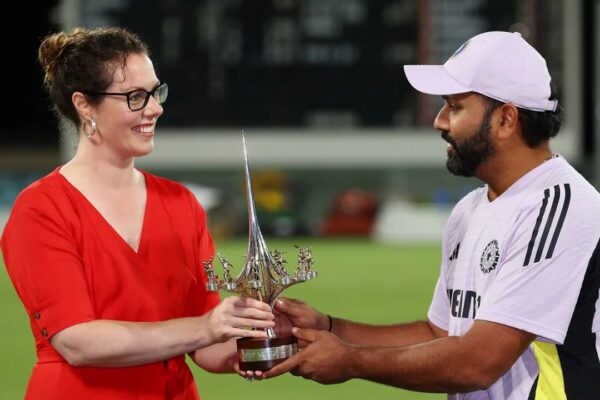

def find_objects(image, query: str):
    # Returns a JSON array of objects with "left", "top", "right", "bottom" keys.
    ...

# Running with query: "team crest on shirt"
[{"left": 480, "top": 240, "right": 499, "bottom": 274}]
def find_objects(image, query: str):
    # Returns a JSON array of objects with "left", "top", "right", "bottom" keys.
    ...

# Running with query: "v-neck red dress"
[{"left": 1, "top": 167, "right": 221, "bottom": 400}]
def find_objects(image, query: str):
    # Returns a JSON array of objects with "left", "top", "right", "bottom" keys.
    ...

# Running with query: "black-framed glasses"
[{"left": 86, "top": 82, "right": 168, "bottom": 111}]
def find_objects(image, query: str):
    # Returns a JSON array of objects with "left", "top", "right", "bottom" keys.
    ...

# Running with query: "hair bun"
[{"left": 38, "top": 28, "right": 86, "bottom": 85}]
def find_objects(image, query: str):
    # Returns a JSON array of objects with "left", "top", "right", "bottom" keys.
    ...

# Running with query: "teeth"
[{"left": 135, "top": 126, "right": 154, "bottom": 133}]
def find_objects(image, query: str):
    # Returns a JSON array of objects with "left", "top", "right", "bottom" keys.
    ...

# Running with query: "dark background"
[
  {"left": 1, "top": 1, "right": 59, "bottom": 148},
  {"left": 0, "top": 0, "right": 593, "bottom": 165}
]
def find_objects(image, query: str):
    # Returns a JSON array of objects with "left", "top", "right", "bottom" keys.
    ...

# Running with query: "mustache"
[{"left": 441, "top": 131, "right": 458, "bottom": 149}]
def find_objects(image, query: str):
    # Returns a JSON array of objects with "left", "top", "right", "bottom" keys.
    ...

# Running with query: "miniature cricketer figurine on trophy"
[{"left": 204, "top": 133, "right": 318, "bottom": 371}]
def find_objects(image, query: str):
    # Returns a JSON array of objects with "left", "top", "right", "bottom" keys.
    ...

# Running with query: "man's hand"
[
  {"left": 274, "top": 298, "right": 330, "bottom": 335},
  {"left": 263, "top": 327, "right": 356, "bottom": 384}
]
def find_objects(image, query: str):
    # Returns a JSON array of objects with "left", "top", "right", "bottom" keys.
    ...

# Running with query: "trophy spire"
[
  {"left": 204, "top": 132, "right": 317, "bottom": 307},
  {"left": 242, "top": 131, "right": 261, "bottom": 240},
  {"left": 203, "top": 132, "right": 318, "bottom": 371},
  {"left": 241, "top": 130, "right": 271, "bottom": 299}
]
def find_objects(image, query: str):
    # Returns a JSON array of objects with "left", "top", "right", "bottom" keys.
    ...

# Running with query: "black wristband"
[{"left": 327, "top": 314, "right": 333, "bottom": 332}]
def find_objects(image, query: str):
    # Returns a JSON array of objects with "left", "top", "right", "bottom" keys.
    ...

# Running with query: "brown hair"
[{"left": 38, "top": 27, "right": 148, "bottom": 128}]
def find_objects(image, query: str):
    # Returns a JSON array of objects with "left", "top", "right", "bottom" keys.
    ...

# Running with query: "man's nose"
[{"left": 433, "top": 104, "right": 449, "bottom": 132}]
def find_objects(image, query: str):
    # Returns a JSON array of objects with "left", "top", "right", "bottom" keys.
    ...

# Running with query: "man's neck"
[{"left": 478, "top": 144, "right": 553, "bottom": 201}]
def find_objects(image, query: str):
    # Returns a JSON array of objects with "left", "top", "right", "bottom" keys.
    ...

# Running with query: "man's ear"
[
  {"left": 72, "top": 91, "right": 94, "bottom": 121},
  {"left": 496, "top": 103, "right": 519, "bottom": 140}
]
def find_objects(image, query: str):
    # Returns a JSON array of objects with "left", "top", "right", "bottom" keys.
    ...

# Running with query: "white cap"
[{"left": 403, "top": 31, "right": 557, "bottom": 112}]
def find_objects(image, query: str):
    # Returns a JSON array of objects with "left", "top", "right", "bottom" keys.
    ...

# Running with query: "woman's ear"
[{"left": 72, "top": 91, "right": 93, "bottom": 121}]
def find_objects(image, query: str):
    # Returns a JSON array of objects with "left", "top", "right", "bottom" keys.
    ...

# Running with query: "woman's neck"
[{"left": 62, "top": 140, "right": 140, "bottom": 189}]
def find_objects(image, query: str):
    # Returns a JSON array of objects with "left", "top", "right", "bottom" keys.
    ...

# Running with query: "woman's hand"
[{"left": 205, "top": 296, "right": 275, "bottom": 343}]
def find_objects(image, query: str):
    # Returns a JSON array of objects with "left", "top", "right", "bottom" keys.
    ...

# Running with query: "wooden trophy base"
[{"left": 237, "top": 335, "right": 298, "bottom": 371}]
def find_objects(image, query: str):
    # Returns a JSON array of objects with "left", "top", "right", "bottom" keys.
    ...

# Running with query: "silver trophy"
[{"left": 204, "top": 133, "right": 318, "bottom": 371}]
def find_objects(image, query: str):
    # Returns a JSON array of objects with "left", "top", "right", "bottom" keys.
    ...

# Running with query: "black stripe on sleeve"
[
  {"left": 524, "top": 188, "right": 550, "bottom": 267},
  {"left": 534, "top": 185, "right": 561, "bottom": 263},
  {"left": 546, "top": 184, "right": 571, "bottom": 259},
  {"left": 556, "top": 234, "right": 600, "bottom": 398},
  {"left": 527, "top": 376, "right": 539, "bottom": 399}
]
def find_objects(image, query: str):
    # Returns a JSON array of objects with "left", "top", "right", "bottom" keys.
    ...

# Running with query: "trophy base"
[{"left": 237, "top": 336, "right": 298, "bottom": 371}]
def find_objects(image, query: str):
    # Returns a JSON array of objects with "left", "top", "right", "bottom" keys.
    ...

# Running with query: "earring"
[{"left": 86, "top": 119, "right": 96, "bottom": 138}]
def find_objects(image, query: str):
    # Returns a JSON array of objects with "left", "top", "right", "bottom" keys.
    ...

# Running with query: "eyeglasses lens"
[
  {"left": 127, "top": 84, "right": 168, "bottom": 111},
  {"left": 154, "top": 84, "right": 168, "bottom": 105}
]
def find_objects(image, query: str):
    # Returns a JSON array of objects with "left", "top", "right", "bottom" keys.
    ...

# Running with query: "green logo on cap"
[{"left": 450, "top": 39, "right": 470, "bottom": 59}]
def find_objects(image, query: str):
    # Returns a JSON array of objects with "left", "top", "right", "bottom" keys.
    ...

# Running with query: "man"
[{"left": 261, "top": 31, "right": 600, "bottom": 399}]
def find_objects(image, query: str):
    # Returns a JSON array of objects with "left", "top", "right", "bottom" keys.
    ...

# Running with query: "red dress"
[{"left": 1, "top": 167, "right": 221, "bottom": 399}]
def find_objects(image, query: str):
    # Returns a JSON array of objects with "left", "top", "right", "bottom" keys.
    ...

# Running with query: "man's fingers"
[
  {"left": 263, "top": 355, "right": 302, "bottom": 379},
  {"left": 292, "top": 327, "right": 318, "bottom": 343},
  {"left": 274, "top": 297, "right": 291, "bottom": 312},
  {"left": 275, "top": 297, "right": 304, "bottom": 314}
]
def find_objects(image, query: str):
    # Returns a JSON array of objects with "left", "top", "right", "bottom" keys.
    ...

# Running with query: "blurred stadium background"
[{"left": 0, "top": 0, "right": 598, "bottom": 398}]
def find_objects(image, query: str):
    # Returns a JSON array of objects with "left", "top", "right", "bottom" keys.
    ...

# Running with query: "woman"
[{"left": 0, "top": 27, "right": 273, "bottom": 399}]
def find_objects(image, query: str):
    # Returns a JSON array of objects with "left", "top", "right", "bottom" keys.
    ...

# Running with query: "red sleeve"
[{"left": 0, "top": 184, "right": 95, "bottom": 342}]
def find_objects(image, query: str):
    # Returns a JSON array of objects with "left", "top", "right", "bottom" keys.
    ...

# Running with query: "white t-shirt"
[{"left": 428, "top": 156, "right": 600, "bottom": 399}]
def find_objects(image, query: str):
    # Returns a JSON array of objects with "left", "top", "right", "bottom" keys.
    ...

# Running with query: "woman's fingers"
[
  {"left": 231, "top": 317, "right": 275, "bottom": 330},
  {"left": 223, "top": 297, "right": 274, "bottom": 318},
  {"left": 232, "top": 306, "right": 275, "bottom": 321},
  {"left": 235, "top": 328, "right": 270, "bottom": 338},
  {"left": 230, "top": 296, "right": 273, "bottom": 311},
  {"left": 207, "top": 296, "right": 276, "bottom": 342}
]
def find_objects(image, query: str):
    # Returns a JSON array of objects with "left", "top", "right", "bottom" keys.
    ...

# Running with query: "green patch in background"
[{"left": 1, "top": 238, "right": 444, "bottom": 400}]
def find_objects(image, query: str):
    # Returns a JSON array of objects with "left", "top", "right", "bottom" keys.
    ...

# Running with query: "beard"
[{"left": 441, "top": 109, "right": 496, "bottom": 177}]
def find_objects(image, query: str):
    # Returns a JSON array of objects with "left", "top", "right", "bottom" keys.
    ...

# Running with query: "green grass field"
[{"left": 0, "top": 238, "right": 445, "bottom": 399}]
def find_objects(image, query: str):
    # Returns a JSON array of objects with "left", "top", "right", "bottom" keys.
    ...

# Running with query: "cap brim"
[{"left": 403, "top": 65, "right": 471, "bottom": 95}]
